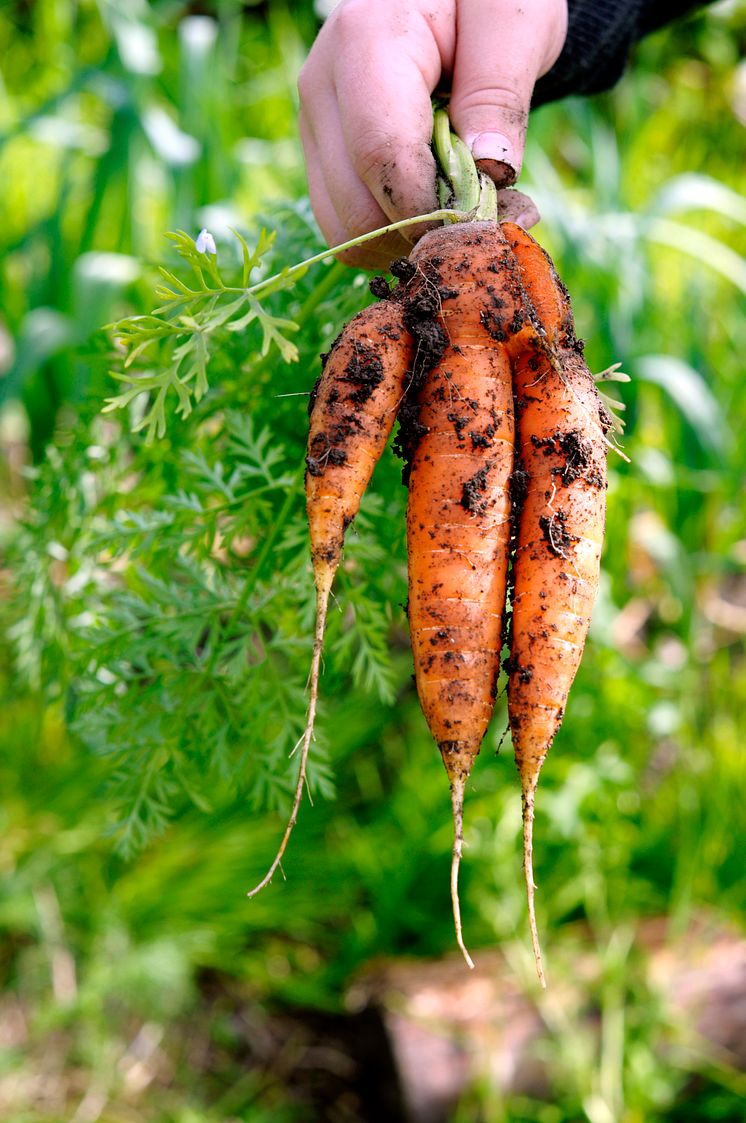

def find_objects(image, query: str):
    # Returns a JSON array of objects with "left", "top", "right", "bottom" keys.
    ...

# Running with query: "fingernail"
[
  {"left": 515, "top": 207, "right": 540, "bottom": 230},
  {"left": 465, "top": 131, "right": 516, "bottom": 169}
]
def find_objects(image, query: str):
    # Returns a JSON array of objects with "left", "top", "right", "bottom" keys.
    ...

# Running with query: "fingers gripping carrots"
[{"left": 249, "top": 211, "right": 609, "bottom": 984}]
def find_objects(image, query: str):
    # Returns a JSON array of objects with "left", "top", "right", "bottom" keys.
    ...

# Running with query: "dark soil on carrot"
[
  {"left": 391, "top": 286, "right": 448, "bottom": 481},
  {"left": 461, "top": 462, "right": 495, "bottom": 514},
  {"left": 341, "top": 342, "right": 385, "bottom": 405},
  {"left": 538, "top": 509, "right": 578, "bottom": 557}
]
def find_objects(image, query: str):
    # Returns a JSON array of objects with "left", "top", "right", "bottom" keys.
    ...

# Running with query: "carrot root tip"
[
  {"left": 449, "top": 774, "right": 475, "bottom": 970},
  {"left": 521, "top": 784, "right": 546, "bottom": 988},
  {"left": 246, "top": 577, "right": 332, "bottom": 900}
]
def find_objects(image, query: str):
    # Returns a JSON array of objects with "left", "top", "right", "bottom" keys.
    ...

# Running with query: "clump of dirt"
[
  {"left": 342, "top": 342, "right": 385, "bottom": 405},
  {"left": 461, "top": 462, "right": 494, "bottom": 514},
  {"left": 447, "top": 412, "right": 470, "bottom": 441},
  {"left": 510, "top": 307, "right": 526, "bottom": 335},
  {"left": 392, "top": 281, "right": 449, "bottom": 482},
  {"left": 306, "top": 433, "right": 348, "bottom": 478},
  {"left": 503, "top": 653, "right": 534, "bottom": 683},
  {"left": 369, "top": 275, "right": 391, "bottom": 299},
  {"left": 390, "top": 258, "right": 417, "bottom": 284},
  {"left": 598, "top": 399, "right": 614, "bottom": 434},
  {"left": 539, "top": 509, "right": 577, "bottom": 557},
  {"left": 530, "top": 428, "right": 599, "bottom": 486},
  {"left": 509, "top": 459, "right": 529, "bottom": 532},
  {"left": 480, "top": 307, "right": 507, "bottom": 342}
]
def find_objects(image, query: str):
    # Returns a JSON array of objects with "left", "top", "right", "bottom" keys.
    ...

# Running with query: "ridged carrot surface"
[
  {"left": 502, "top": 221, "right": 573, "bottom": 346},
  {"left": 254, "top": 216, "right": 611, "bottom": 985},
  {"left": 506, "top": 227, "right": 609, "bottom": 981},
  {"left": 401, "top": 221, "right": 528, "bottom": 963},
  {"left": 306, "top": 299, "right": 413, "bottom": 599},
  {"left": 508, "top": 341, "right": 607, "bottom": 783},
  {"left": 404, "top": 223, "right": 524, "bottom": 782}
]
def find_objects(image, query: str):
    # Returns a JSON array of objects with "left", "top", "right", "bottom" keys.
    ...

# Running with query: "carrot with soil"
[
  {"left": 505, "top": 231, "right": 609, "bottom": 985},
  {"left": 248, "top": 110, "right": 612, "bottom": 983},
  {"left": 248, "top": 299, "right": 413, "bottom": 897},
  {"left": 398, "top": 220, "right": 527, "bottom": 966}
]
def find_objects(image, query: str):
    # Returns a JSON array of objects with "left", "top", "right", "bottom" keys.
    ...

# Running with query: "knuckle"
[
  {"left": 336, "top": 193, "right": 383, "bottom": 240},
  {"left": 348, "top": 128, "right": 397, "bottom": 183},
  {"left": 297, "top": 59, "right": 319, "bottom": 103},
  {"left": 456, "top": 83, "right": 529, "bottom": 128},
  {"left": 330, "top": 0, "right": 374, "bottom": 37}
]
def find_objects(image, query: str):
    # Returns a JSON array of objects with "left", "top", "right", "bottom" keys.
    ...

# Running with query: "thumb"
[{"left": 448, "top": 0, "right": 567, "bottom": 185}]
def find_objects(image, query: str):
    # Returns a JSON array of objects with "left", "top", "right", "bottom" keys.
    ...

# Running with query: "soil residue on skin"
[
  {"left": 479, "top": 261, "right": 523, "bottom": 341},
  {"left": 461, "top": 462, "right": 494, "bottom": 514},
  {"left": 308, "top": 375, "right": 321, "bottom": 418},
  {"left": 539, "top": 508, "right": 577, "bottom": 558},
  {"left": 503, "top": 653, "right": 534, "bottom": 684},
  {"left": 509, "top": 459, "right": 529, "bottom": 537},
  {"left": 480, "top": 307, "right": 507, "bottom": 343},
  {"left": 448, "top": 412, "right": 471, "bottom": 441},
  {"left": 306, "top": 432, "right": 348, "bottom": 478},
  {"left": 306, "top": 408, "right": 364, "bottom": 477},
  {"left": 598, "top": 399, "right": 614, "bottom": 434},
  {"left": 392, "top": 282, "right": 449, "bottom": 481},
  {"left": 530, "top": 428, "right": 603, "bottom": 487},
  {"left": 341, "top": 342, "right": 385, "bottom": 405}
]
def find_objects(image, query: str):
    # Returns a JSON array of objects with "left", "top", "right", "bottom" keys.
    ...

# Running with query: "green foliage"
[
  {"left": 104, "top": 226, "right": 302, "bottom": 440},
  {"left": 0, "top": 0, "right": 315, "bottom": 457},
  {"left": 1, "top": 2, "right": 745, "bottom": 1121}
]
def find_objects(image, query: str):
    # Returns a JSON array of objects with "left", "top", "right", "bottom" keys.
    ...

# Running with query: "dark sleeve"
[{"left": 532, "top": 1, "right": 716, "bottom": 106}]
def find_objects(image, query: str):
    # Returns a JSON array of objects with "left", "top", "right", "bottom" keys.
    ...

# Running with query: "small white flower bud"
[{"left": 195, "top": 228, "right": 217, "bottom": 255}]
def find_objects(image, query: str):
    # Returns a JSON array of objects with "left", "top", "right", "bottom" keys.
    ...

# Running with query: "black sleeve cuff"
[{"left": 532, "top": 1, "right": 714, "bottom": 108}]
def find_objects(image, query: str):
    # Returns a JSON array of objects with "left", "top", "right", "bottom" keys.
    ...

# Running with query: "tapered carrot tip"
[
  {"left": 449, "top": 774, "right": 475, "bottom": 970},
  {"left": 521, "top": 783, "right": 547, "bottom": 988},
  {"left": 246, "top": 570, "right": 333, "bottom": 899}
]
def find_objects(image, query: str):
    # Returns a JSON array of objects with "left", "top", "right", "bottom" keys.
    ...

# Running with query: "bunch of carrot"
[{"left": 250, "top": 116, "right": 612, "bottom": 985}]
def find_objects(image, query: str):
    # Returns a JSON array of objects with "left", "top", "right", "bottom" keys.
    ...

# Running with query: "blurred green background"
[{"left": 1, "top": 1, "right": 745, "bottom": 1120}]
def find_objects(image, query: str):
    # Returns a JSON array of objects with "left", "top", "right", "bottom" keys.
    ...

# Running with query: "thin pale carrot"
[{"left": 248, "top": 298, "right": 413, "bottom": 897}]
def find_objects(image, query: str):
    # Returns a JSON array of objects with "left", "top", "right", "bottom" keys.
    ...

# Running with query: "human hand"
[{"left": 298, "top": 0, "right": 568, "bottom": 268}]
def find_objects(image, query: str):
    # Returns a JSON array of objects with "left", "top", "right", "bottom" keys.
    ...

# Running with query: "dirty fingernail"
[
  {"left": 480, "top": 159, "right": 517, "bottom": 188},
  {"left": 465, "top": 132, "right": 516, "bottom": 174},
  {"left": 515, "top": 206, "right": 540, "bottom": 230}
]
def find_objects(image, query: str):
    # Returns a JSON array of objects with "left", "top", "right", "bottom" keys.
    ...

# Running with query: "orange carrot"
[
  {"left": 502, "top": 221, "right": 573, "bottom": 347},
  {"left": 398, "top": 221, "right": 527, "bottom": 965},
  {"left": 249, "top": 214, "right": 610, "bottom": 987},
  {"left": 248, "top": 298, "right": 413, "bottom": 897},
  {"left": 506, "top": 227, "right": 609, "bottom": 984}
]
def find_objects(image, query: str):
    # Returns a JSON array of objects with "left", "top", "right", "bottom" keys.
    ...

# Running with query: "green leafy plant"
[
  {"left": 2, "top": 4, "right": 745, "bottom": 1121},
  {"left": 104, "top": 200, "right": 462, "bottom": 442}
]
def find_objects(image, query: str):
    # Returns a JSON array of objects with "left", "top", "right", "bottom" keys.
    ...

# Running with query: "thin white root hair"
[
  {"left": 522, "top": 784, "right": 547, "bottom": 988},
  {"left": 247, "top": 576, "right": 331, "bottom": 899},
  {"left": 450, "top": 775, "right": 475, "bottom": 970}
]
